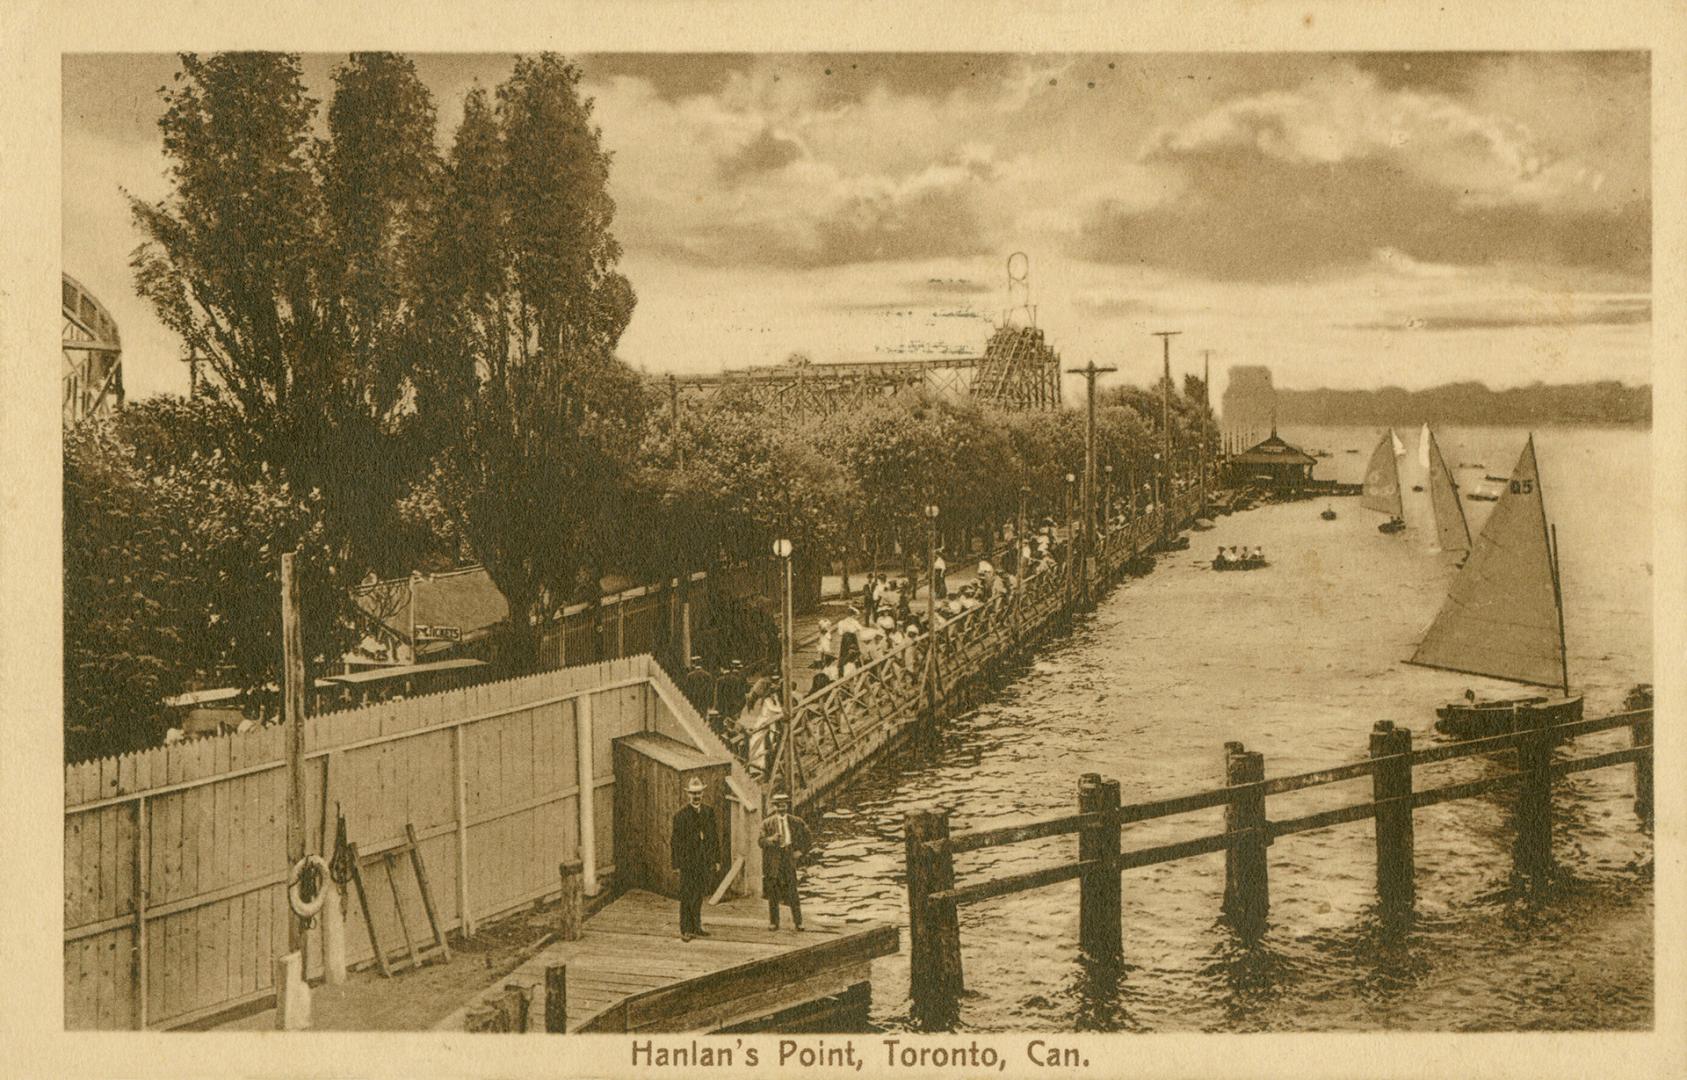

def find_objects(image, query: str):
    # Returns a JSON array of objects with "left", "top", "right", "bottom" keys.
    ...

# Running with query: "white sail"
[
  {"left": 1361, "top": 431, "right": 1403, "bottom": 518},
  {"left": 1409, "top": 436, "right": 1564, "bottom": 689},
  {"left": 1417, "top": 423, "right": 1431, "bottom": 470},
  {"left": 1391, "top": 427, "right": 1406, "bottom": 458},
  {"left": 1425, "top": 429, "right": 1471, "bottom": 554}
]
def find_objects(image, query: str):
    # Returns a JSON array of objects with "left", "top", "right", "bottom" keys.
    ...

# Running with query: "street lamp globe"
[
  {"left": 924, "top": 504, "right": 940, "bottom": 519},
  {"left": 1065, "top": 472, "right": 1075, "bottom": 485},
  {"left": 772, "top": 538, "right": 792, "bottom": 558}
]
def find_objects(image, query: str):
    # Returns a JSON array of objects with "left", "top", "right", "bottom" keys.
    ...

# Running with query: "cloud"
[
  {"left": 1072, "top": 64, "right": 1648, "bottom": 281},
  {"left": 1346, "top": 299, "right": 1651, "bottom": 332},
  {"left": 717, "top": 126, "right": 806, "bottom": 184}
]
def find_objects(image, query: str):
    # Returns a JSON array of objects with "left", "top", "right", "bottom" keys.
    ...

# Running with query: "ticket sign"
[{"left": 415, "top": 624, "right": 462, "bottom": 642}]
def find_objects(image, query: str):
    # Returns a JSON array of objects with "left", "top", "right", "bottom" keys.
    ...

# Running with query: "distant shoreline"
[{"left": 1224, "top": 379, "right": 1652, "bottom": 429}]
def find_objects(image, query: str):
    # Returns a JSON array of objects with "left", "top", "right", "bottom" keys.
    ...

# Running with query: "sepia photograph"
[{"left": 10, "top": 4, "right": 1683, "bottom": 1075}]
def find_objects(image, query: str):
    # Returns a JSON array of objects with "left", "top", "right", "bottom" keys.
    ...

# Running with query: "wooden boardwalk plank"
[{"left": 433, "top": 889, "right": 896, "bottom": 1033}]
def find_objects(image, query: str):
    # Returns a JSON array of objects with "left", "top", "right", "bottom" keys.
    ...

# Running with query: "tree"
[
  {"left": 64, "top": 399, "right": 353, "bottom": 761},
  {"left": 128, "top": 52, "right": 443, "bottom": 578},
  {"left": 413, "top": 57, "right": 644, "bottom": 667}
]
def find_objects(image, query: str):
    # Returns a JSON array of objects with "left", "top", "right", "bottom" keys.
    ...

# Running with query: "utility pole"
[
  {"left": 278, "top": 552, "right": 311, "bottom": 1028},
  {"left": 669, "top": 373, "right": 683, "bottom": 471},
  {"left": 1201, "top": 350, "right": 1212, "bottom": 516},
  {"left": 1152, "top": 331, "right": 1180, "bottom": 535},
  {"left": 1065, "top": 361, "right": 1117, "bottom": 603}
]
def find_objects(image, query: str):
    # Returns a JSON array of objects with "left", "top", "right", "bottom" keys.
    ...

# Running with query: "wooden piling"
[
  {"left": 904, "top": 809, "right": 962, "bottom": 1024},
  {"left": 1513, "top": 706, "right": 1554, "bottom": 890},
  {"left": 545, "top": 964, "right": 568, "bottom": 1033},
  {"left": 1369, "top": 721, "right": 1415, "bottom": 919},
  {"left": 558, "top": 861, "right": 584, "bottom": 941},
  {"left": 1632, "top": 713, "right": 1653, "bottom": 827},
  {"left": 1077, "top": 775, "right": 1122, "bottom": 962},
  {"left": 1221, "top": 744, "right": 1268, "bottom": 937}
]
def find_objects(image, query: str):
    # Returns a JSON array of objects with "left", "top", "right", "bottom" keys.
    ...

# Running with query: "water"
[{"left": 799, "top": 425, "right": 1652, "bottom": 1032}]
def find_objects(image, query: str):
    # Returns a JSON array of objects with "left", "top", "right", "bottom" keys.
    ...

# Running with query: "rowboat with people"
[{"left": 1212, "top": 546, "right": 1266, "bottom": 571}]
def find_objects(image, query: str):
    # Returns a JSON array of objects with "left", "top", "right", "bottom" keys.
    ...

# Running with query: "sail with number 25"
[{"left": 1408, "top": 435, "right": 1581, "bottom": 737}]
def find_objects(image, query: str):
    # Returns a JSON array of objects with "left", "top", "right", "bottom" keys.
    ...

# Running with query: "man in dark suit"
[
  {"left": 670, "top": 776, "right": 720, "bottom": 941},
  {"left": 759, "top": 792, "right": 812, "bottom": 930}
]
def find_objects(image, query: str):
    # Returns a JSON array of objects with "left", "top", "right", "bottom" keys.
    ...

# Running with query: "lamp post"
[
  {"left": 1016, "top": 485, "right": 1030, "bottom": 576},
  {"left": 1063, "top": 472, "right": 1076, "bottom": 546},
  {"left": 1103, "top": 464, "right": 1114, "bottom": 531},
  {"left": 773, "top": 537, "right": 794, "bottom": 799},
  {"left": 924, "top": 505, "right": 940, "bottom": 714}
]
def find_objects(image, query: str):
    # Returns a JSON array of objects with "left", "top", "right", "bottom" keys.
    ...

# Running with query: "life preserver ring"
[{"left": 288, "top": 854, "right": 332, "bottom": 919}]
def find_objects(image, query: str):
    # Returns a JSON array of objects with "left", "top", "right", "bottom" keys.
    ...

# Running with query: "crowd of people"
[{"left": 678, "top": 503, "right": 1174, "bottom": 778}]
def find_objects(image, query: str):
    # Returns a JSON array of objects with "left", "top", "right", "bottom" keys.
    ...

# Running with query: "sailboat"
[
  {"left": 1423, "top": 428, "right": 1471, "bottom": 559},
  {"left": 1362, "top": 429, "right": 1406, "bottom": 533},
  {"left": 1407, "top": 434, "right": 1582, "bottom": 738}
]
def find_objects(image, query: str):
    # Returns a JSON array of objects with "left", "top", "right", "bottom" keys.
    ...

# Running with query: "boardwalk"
[{"left": 439, "top": 889, "right": 897, "bottom": 1032}]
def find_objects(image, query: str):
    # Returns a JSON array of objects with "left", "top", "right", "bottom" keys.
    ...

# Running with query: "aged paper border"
[{"left": 3, "top": 1, "right": 1682, "bottom": 1076}]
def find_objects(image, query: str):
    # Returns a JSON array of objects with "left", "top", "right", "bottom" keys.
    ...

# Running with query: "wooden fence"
[
  {"left": 781, "top": 488, "right": 1202, "bottom": 810},
  {"left": 901, "top": 706, "right": 1654, "bottom": 1023},
  {"left": 63, "top": 654, "right": 760, "bottom": 1031},
  {"left": 550, "top": 570, "right": 709, "bottom": 670}
]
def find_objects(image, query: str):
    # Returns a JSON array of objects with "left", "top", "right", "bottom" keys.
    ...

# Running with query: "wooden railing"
[
  {"left": 901, "top": 706, "right": 1654, "bottom": 1024},
  {"left": 778, "top": 490, "right": 1202, "bottom": 809}
]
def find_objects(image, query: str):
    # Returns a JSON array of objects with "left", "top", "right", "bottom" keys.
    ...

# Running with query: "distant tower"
[
  {"left": 1221, "top": 365, "right": 1276, "bottom": 440},
  {"left": 62, "top": 273, "right": 124, "bottom": 426},
  {"left": 973, "top": 254, "right": 1061, "bottom": 411}
]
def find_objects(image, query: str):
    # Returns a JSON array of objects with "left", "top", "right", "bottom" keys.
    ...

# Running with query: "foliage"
[
  {"left": 64, "top": 400, "right": 353, "bottom": 761},
  {"left": 410, "top": 57, "right": 646, "bottom": 664},
  {"left": 128, "top": 52, "right": 441, "bottom": 577}
]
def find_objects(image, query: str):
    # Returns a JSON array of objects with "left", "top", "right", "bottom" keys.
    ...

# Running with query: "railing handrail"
[
  {"left": 929, "top": 707, "right": 1653, "bottom": 857},
  {"left": 924, "top": 731, "right": 1652, "bottom": 907}
]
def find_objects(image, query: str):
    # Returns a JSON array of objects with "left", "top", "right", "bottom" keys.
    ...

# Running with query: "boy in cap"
[
  {"left": 671, "top": 776, "right": 720, "bottom": 941},
  {"left": 760, "top": 792, "right": 812, "bottom": 930}
]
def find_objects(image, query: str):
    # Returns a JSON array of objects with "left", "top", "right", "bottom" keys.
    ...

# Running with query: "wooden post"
[
  {"left": 281, "top": 552, "right": 308, "bottom": 958},
  {"left": 545, "top": 964, "right": 569, "bottom": 1033},
  {"left": 498, "top": 983, "right": 532, "bottom": 1032},
  {"left": 1078, "top": 775, "right": 1122, "bottom": 963},
  {"left": 1221, "top": 743, "right": 1269, "bottom": 937},
  {"left": 905, "top": 809, "right": 961, "bottom": 1026},
  {"left": 576, "top": 694, "right": 599, "bottom": 896},
  {"left": 558, "top": 861, "right": 584, "bottom": 941},
  {"left": 453, "top": 723, "right": 474, "bottom": 937},
  {"left": 132, "top": 796, "right": 148, "bottom": 1030},
  {"left": 1513, "top": 706, "right": 1554, "bottom": 890},
  {"left": 1633, "top": 712, "right": 1653, "bottom": 826},
  {"left": 1369, "top": 721, "right": 1415, "bottom": 921}
]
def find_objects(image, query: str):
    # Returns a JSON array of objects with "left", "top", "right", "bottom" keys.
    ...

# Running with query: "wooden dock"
[{"left": 438, "top": 889, "right": 898, "bottom": 1033}]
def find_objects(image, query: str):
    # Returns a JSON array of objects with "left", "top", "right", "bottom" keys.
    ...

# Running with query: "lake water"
[{"left": 799, "top": 424, "right": 1653, "bottom": 1032}]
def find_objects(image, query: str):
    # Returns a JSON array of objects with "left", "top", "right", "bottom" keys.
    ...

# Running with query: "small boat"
[
  {"left": 1213, "top": 555, "right": 1267, "bottom": 572},
  {"left": 1162, "top": 535, "right": 1191, "bottom": 551},
  {"left": 1483, "top": 474, "right": 1508, "bottom": 483},
  {"left": 1459, "top": 462, "right": 1485, "bottom": 469},
  {"left": 1362, "top": 429, "right": 1407, "bottom": 534},
  {"left": 1410, "top": 434, "right": 1582, "bottom": 740},
  {"left": 1465, "top": 489, "right": 1500, "bottom": 503},
  {"left": 1623, "top": 683, "right": 1653, "bottom": 711},
  {"left": 1433, "top": 695, "right": 1582, "bottom": 739},
  {"left": 1320, "top": 506, "right": 1337, "bottom": 521},
  {"left": 1344, "top": 448, "right": 1359, "bottom": 454},
  {"left": 1191, "top": 518, "right": 1215, "bottom": 531},
  {"left": 1411, "top": 484, "right": 1424, "bottom": 492}
]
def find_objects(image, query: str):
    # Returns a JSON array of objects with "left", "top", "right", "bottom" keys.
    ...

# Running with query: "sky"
[{"left": 62, "top": 51, "right": 1651, "bottom": 405}]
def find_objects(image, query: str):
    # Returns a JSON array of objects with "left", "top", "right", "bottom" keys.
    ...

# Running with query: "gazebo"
[{"left": 1225, "top": 429, "right": 1317, "bottom": 492}]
